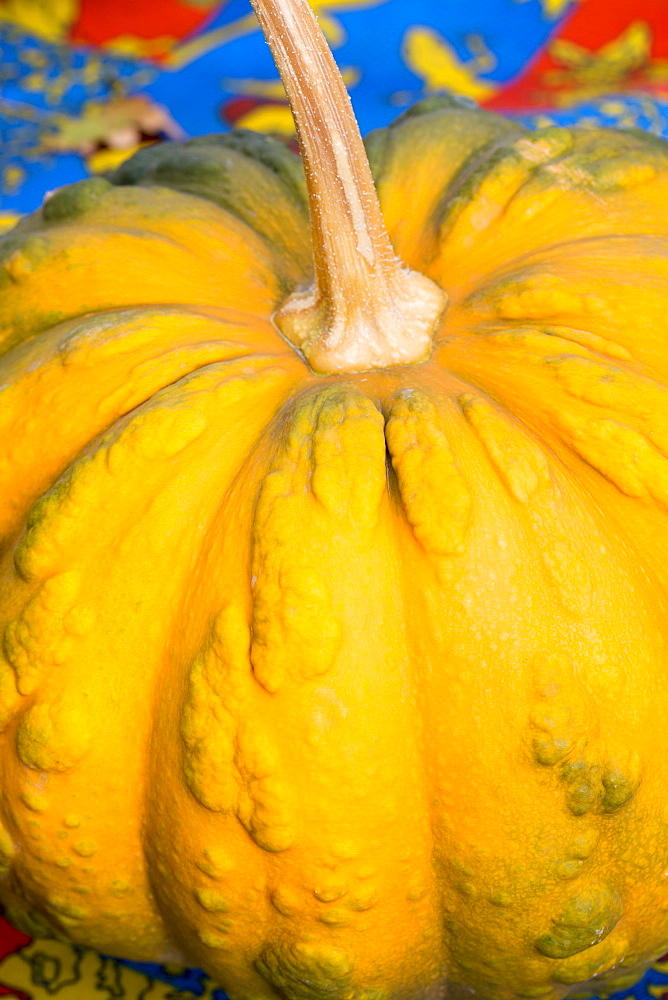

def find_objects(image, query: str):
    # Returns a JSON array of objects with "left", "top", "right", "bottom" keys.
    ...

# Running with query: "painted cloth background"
[
  {"left": 1, "top": 0, "right": 668, "bottom": 228},
  {"left": 2, "top": 0, "right": 668, "bottom": 997}
]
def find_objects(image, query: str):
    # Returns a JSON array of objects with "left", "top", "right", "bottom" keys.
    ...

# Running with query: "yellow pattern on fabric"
[
  {"left": 403, "top": 25, "right": 499, "bottom": 102},
  {"left": 87, "top": 142, "right": 153, "bottom": 173},
  {"left": 223, "top": 65, "right": 360, "bottom": 135},
  {"left": 307, "top": 0, "right": 387, "bottom": 47},
  {"left": 0, "top": 212, "right": 21, "bottom": 233},
  {"left": 548, "top": 21, "right": 668, "bottom": 104},
  {"left": 232, "top": 104, "right": 296, "bottom": 135},
  {"left": 0, "top": 0, "right": 79, "bottom": 42},
  {"left": 514, "top": 0, "right": 578, "bottom": 21},
  {"left": 98, "top": 36, "right": 180, "bottom": 59},
  {"left": 167, "top": 0, "right": 387, "bottom": 68},
  {"left": 224, "top": 65, "right": 359, "bottom": 100},
  {"left": 1, "top": 164, "right": 25, "bottom": 192},
  {"left": 0, "top": 938, "right": 224, "bottom": 1000}
]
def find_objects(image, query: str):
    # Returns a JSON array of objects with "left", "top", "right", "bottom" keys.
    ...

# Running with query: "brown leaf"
[{"left": 42, "top": 94, "right": 186, "bottom": 156}]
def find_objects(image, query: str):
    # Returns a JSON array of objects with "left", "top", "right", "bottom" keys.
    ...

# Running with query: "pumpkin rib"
[
  {"left": 143, "top": 379, "right": 447, "bottom": 995},
  {"left": 383, "top": 388, "right": 469, "bottom": 990},
  {"left": 456, "top": 233, "right": 668, "bottom": 292},
  {"left": 0, "top": 302, "right": 296, "bottom": 364},
  {"left": 0, "top": 357, "right": 306, "bottom": 958},
  {"left": 369, "top": 99, "right": 526, "bottom": 269},
  {"left": 412, "top": 360, "right": 668, "bottom": 594},
  {"left": 422, "top": 125, "right": 668, "bottom": 296},
  {"left": 378, "top": 373, "right": 661, "bottom": 996},
  {"left": 39, "top": 220, "right": 291, "bottom": 272},
  {"left": 0, "top": 312, "right": 306, "bottom": 548},
  {"left": 112, "top": 130, "right": 311, "bottom": 280},
  {"left": 0, "top": 185, "right": 309, "bottom": 353},
  {"left": 376, "top": 117, "right": 656, "bottom": 279},
  {"left": 425, "top": 128, "right": 546, "bottom": 248},
  {"left": 424, "top": 344, "right": 668, "bottom": 640},
  {"left": 463, "top": 324, "right": 633, "bottom": 364},
  {"left": 439, "top": 331, "right": 668, "bottom": 459},
  {"left": 433, "top": 225, "right": 668, "bottom": 300}
]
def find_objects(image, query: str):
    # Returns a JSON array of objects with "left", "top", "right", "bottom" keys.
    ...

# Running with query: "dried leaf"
[{"left": 42, "top": 94, "right": 185, "bottom": 156}]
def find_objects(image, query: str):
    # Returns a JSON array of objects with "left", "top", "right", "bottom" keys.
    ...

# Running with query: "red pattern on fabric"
[
  {"left": 0, "top": 918, "right": 31, "bottom": 962},
  {"left": 219, "top": 95, "right": 287, "bottom": 126},
  {"left": 0, "top": 916, "right": 31, "bottom": 1000},
  {"left": 487, "top": 0, "right": 668, "bottom": 109},
  {"left": 0, "top": 985, "right": 30, "bottom": 1000},
  {"left": 70, "top": 0, "right": 221, "bottom": 52}
]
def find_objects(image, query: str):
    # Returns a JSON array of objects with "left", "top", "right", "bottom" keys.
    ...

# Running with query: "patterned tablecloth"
[{"left": 2, "top": 1, "right": 668, "bottom": 998}]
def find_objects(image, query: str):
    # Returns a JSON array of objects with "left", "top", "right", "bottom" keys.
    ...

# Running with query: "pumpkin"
[{"left": 2, "top": 0, "right": 668, "bottom": 997}]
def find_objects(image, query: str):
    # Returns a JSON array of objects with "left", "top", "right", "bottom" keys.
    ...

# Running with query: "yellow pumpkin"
[{"left": 3, "top": 1, "right": 668, "bottom": 997}]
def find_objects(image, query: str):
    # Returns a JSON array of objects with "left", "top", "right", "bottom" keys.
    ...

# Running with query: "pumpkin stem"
[{"left": 249, "top": 0, "right": 446, "bottom": 375}]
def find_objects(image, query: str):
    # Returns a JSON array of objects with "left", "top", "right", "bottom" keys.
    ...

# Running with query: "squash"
[{"left": 2, "top": 0, "right": 668, "bottom": 997}]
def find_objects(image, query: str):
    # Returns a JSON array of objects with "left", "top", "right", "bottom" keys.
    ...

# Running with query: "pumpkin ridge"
[
  {"left": 0, "top": 304, "right": 304, "bottom": 547},
  {"left": 368, "top": 96, "right": 525, "bottom": 175},
  {"left": 8, "top": 359, "right": 295, "bottom": 590},
  {"left": 113, "top": 131, "right": 312, "bottom": 282},
  {"left": 427, "top": 128, "right": 668, "bottom": 298},
  {"left": 432, "top": 346, "right": 668, "bottom": 523},
  {"left": 185, "top": 130, "right": 308, "bottom": 207},
  {"left": 433, "top": 335, "right": 668, "bottom": 653},
  {"left": 385, "top": 387, "right": 471, "bottom": 557},
  {"left": 114, "top": 130, "right": 307, "bottom": 214},
  {"left": 0, "top": 182, "right": 301, "bottom": 355},
  {"left": 437, "top": 318, "right": 668, "bottom": 516},
  {"left": 419, "top": 131, "right": 535, "bottom": 269},
  {"left": 368, "top": 103, "right": 524, "bottom": 271},
  {"left": 466, "top": 325, "right": 633, "bottom": 364},
  {"left": 431, "top": 126, "right": 576, "bottom": 252},
  {"left": 144, "top": 378, "right": 450, "bottom": 996},
  {"left": 0, "top": 361, "right": 303, "bottom": 958},
  {"left": 0, "top": 306, "right": 274, "bottom": 364},
  {"left": 388, "top": 381, "right": 663, "bottom": 999},
  {"left": 461, "top": 233, "right": 668, "bottom": 289}
]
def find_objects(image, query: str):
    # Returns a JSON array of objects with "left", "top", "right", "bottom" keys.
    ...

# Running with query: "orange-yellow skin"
[{"left": 2, "top": 102, "right": 668, "bottom": 1000}]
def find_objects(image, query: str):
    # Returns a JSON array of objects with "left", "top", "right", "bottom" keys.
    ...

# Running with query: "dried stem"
[{"left": 249, "top": 0, "right": 446, "bottom": 374}]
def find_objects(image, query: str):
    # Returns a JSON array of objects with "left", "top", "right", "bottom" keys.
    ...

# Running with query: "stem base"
[{"left": 276, "top": 268, "right": 447, "bottom": 374}]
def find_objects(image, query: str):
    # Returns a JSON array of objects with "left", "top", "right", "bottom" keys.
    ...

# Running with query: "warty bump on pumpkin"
[{"left": 2, "top": 1, "right": 668, "bottom": 998}]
